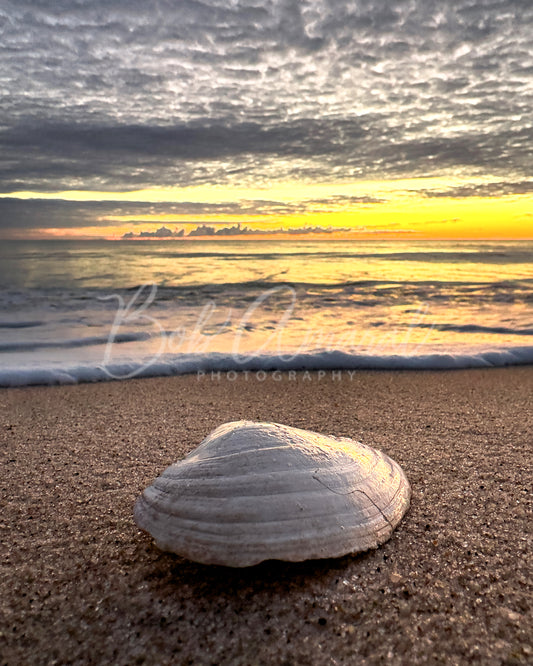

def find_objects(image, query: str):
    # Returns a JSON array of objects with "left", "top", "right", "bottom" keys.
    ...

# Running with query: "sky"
[{"left": 0, "top": 0, "right": 531, "bottom": 240}]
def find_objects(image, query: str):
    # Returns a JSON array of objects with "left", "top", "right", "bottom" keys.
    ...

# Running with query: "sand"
[{"left": 1, "top": 368, "right": 531, "bottom": 665}]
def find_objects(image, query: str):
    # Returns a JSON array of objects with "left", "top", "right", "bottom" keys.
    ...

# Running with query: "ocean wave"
[
  {"left": 1, "top": 278, "right": 530, "bottom": 313},
  {"left": 122, "top": 249, "right": 533, "bottom": 264},
  {"left": 135, "top": 277, "right": 533, "bottom": 295},
  {"left": 1, "top": 346, "right": 532, "bottom": 387},
  {"left": 413, "top": 323, "right": 533, "bottom": 336},
  {"left": 0, "top": 331, "right": 150, "bottom": 353},
  {"left": 0, "top": 320, "right": 43, "bottom": 329}
]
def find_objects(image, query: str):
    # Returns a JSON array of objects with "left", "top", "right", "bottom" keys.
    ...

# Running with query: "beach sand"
[{"left": 1, "top": 368, "right": 531, "bottom": 665}]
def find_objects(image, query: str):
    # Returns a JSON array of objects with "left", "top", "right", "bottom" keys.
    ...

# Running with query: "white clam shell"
[{"left": 134, "top": 421, "right": 411, "bottom": 567}]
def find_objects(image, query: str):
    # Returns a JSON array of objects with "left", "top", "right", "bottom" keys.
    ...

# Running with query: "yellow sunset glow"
[{"left": 3, "top": 175, "right": 532, "bottom": 240}]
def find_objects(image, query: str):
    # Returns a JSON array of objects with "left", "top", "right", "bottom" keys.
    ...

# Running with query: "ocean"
[{"left": 0, "top": 239, "right": 532, "bottom": 386}]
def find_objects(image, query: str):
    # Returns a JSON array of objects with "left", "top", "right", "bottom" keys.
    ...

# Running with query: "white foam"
[{"left": 1, "top": 346, "right": 532, "bottom": 387}]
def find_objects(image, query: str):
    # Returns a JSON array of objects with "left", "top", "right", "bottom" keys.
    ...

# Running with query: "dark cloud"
[
  {"left": 130, "top": 226, "right": 184, "bottom": 238},
  {"left": 0, "top": 118, "right": 368, "bottom": 193},
  {"left": 0, "top": 193, "right": 387, "bottom": 231},
  {"left": 1, "top": 115, "right": 530, "bottom": 194},
  {"left": 0, "top": 198, "right": 133, "bottom": 230},
  {"left": 422, "top": 180, "right": 533, "bottom": 198},
  {"left": 0, "top": 0, "right": 531, "bottom": 204},
  {"left": 123, "top": 223, "right": 353, "bottom": 239}
]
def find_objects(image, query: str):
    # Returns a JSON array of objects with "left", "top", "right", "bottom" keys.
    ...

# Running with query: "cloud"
[
  {"left": 0, "top": 118, "right": 369, "bottom": 192},
  {"left": 123, "top": 222, "right": 353, "bottom": 239},
  {"left": 421, "top": 180, "right": 533, "bottom": 198},
  {"left": 125, "top": 225, "right": 184, "bottom": 238},
  {"left": 0, "top": 0, "right": 531, "bottom": 199},
  {"left": 0, "top": 198, "right": 122, "bottom": 230},
  {"left": 0, "top": 193, "right": 388, "bottom": 231}
]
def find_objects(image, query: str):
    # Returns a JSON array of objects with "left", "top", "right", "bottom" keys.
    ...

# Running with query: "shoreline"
[
  {"left": 2, "top": 348, "right": 533, "bottom": 389},
  {"left": 1, "top": 368, "right": 531, "bottom": 664}
]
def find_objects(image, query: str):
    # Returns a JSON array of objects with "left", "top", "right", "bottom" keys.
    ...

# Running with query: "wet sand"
[{"left": 1, "top": 368, "right": 532, "bottom": 665}]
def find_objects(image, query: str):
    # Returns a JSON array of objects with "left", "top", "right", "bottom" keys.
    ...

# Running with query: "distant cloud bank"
[{"left": 122, "top": 224, "right": 353, "bottom": 239}]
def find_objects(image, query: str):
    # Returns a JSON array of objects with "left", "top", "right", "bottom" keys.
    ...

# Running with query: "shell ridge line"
[
  {"left": 311, "top": 470, "right": 400, "bottom": 530},
  {"left": 150, "top": 521, "right": 394, "bottom": 547},
  {"left": 170, "top": 443, "right": 313, "bottom": 466},
  {"left": 310, "top": 454, "right": 388, "bottom": 493},
  {"left": 144, "top": 484, "right": 331, "bottom": 500},
  {"left": 135, "top": 498, "right": 390, "bottom": 530},
  {"left": 155, "top": 467, "right": 333, "bottom": 487},
  {"left": 354, "top": 489, "right": 394, "bottom": 530},
  {"left": 140, "top": 484, "right": 381, "bottom": 507},
  {"left": 306, "top": 484, "right": 397, "bottom": 531},
  {"left": 161, "top": 458, "right": 366, "bottom": 482}
]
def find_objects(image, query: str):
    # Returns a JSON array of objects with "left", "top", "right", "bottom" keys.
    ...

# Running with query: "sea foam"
[{"left": 1, "top": 346, "right": 532, "bottom": 387}]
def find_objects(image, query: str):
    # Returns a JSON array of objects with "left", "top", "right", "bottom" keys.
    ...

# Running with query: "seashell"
[{"left": 134, "top": 421, "right": 411, "bottom": 567}]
